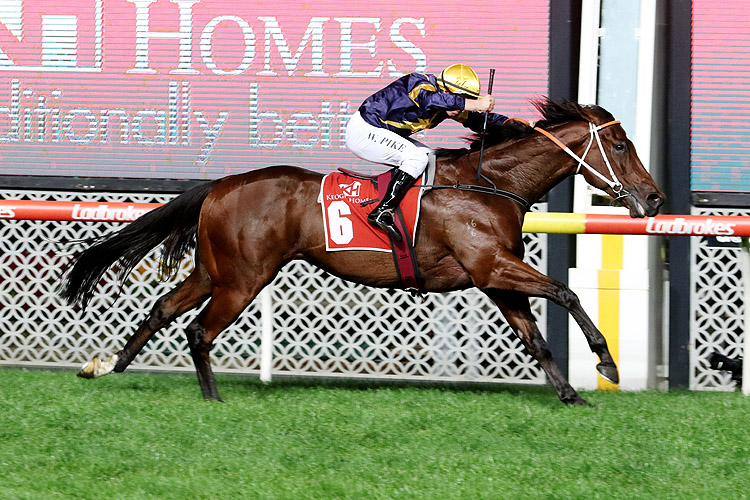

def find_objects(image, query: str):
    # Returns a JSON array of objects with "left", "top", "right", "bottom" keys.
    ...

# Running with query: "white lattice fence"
[
  {"left": 1, "top": 188, "right": 548, "bottom": 385},
  {"left": 690, "top": 207, "right": 748, "bottom": 390}
]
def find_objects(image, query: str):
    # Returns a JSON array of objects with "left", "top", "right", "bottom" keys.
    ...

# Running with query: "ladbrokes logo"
[
  {"left": 645, "top": 217, "right": 736, "bottom": 236},
  {"left": 0, "top": 0, "right": 103, "bottom": 70},
  {"left": 0, "top": 206, "right": 15, "bottom": 218},
  {"left": 71, "top": 203, "right": 152, "bottom": 221}
]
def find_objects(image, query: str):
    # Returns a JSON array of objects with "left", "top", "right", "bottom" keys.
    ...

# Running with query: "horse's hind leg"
[
  {"left": 77, "top": 265, "right": 213, "bottom": 378},
  {"left": 487, "top": 290, "right": 587, "bottom": 405},
  {"left": 184, "top": 286, "right": 259, "bottom": 401}
]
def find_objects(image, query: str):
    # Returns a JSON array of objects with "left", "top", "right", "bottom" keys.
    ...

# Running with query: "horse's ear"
[
  {"left": 580, "top": 102, "right": 618, "bottom": 124},
  {"left": 578, "top": 104, "right": 600, "bottom": 123}
]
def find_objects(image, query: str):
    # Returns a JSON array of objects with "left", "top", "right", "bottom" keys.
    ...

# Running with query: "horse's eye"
[{"left": 614, "top": 143, "right": 626, "bottom": 152}]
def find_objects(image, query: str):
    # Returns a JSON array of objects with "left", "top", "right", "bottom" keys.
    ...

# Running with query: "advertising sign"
[
  {"left": 691, "top": 1, "right": 750, "bottom": 192},
  {"left": 0, "top": 0, "right": 549, "bottom": 180}
]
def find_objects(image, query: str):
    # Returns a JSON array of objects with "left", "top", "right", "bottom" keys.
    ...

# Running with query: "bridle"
[{"left": 533, "top": 120, "right": 630, "bottom": 200}]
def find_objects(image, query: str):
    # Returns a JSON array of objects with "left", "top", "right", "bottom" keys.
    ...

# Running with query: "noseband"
[{"left": 533, "top": 120, "right": 630, "bottom": 200}]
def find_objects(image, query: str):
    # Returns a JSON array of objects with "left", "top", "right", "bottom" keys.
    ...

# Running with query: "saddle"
[{"left": 336, "top": 154, "right": 436, "bottom": 293}]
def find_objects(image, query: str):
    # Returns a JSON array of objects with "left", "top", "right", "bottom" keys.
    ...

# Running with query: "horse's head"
[{"left": 535, "top": 100, "right": 665, "bottom": 218}]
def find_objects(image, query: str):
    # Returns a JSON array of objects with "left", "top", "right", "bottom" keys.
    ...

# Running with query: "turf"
[{"left": 0, "top": 368, "right": 748, "bottom": 500}]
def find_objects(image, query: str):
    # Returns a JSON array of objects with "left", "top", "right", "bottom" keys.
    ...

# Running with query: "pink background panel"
[{"left": 0, "top": 0, "right": 549, "bottom": 179}]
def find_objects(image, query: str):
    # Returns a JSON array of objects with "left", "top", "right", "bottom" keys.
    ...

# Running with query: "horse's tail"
[{"left": 59, "top": 180, "right": 220, "bottom": 309}]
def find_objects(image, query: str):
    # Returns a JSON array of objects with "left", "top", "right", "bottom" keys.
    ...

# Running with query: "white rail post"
[
  {"left": 742, "top": 237, "right": 750, "bottom": 396},
  {"left": 259, "top": 286, "right": 274, "bottom": 383}
]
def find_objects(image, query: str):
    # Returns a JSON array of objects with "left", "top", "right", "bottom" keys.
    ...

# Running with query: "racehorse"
[{"left": 60, "top": 98, "right": 665, "bottom": 405}]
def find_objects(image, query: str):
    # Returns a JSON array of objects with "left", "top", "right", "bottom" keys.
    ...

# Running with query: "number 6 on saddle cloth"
[{"left": 321, "top": 163, "right": 434, "bottom": 291}]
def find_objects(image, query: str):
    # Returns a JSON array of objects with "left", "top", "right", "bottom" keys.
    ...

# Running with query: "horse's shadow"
[
  {"left": 75, "top": 368, "right": 593, "bottom": 409},
  {"left": 215, "top": 374, "right": 573, "bottom": 407}
]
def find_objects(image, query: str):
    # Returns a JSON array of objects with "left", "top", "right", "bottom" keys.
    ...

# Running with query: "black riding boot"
[{"left": 367, "top": 169, "right": 417, "bottom": 241}]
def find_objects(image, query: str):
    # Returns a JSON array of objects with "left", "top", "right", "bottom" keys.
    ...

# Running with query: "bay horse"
[{"left": 60, "top": 98, "right": 665, "bottom": 405}]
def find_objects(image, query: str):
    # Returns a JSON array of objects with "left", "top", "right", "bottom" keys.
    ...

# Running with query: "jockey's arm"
[
  {"left": 418, "top": 90, "right": 494, "bottom": 115},
  {"left": 452, "top": 109, "right": 510, "bottom": 132},
  {"left": 413, "top": 84, "right": 507, "bottom": 130},
  {"left": 414, "top": 86, "right": 465, "bottom": 113}
]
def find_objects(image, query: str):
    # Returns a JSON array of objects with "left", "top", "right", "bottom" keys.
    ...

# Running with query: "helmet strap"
[{"left": 439, "top": 73, "right": 479, "bottom": 98}]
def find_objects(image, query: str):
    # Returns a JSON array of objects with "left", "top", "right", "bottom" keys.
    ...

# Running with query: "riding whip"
[{"left": 476, "top": 68, "right": 495, "bottom": 181}]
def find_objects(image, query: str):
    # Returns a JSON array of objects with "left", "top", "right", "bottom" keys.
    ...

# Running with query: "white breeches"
[{"left": 345, "top": 111, "right": 431, "bottom": 178}]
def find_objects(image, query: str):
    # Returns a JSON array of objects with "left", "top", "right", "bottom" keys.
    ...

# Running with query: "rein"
[{"left": 424, "top": 182, "right": 531, "bottom": 210}]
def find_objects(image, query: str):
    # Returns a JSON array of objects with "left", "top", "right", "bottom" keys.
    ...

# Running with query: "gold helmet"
[{"left": 437, "top": 64, "right": 481, "bottom": 98}]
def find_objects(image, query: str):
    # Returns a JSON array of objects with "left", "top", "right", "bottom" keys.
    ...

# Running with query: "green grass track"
[{"left": 1, "top": 368, "right": 749, "bottom": 500}]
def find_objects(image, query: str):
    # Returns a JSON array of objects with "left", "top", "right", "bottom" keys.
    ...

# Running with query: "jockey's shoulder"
[
  {"left": 406, "top": 72, "right": 440, "bottom": 91},
  {"left": 417, "top": 72, "right": 437, "bottom": 82}
]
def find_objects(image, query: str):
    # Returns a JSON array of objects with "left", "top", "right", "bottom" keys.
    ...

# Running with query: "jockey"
[{"left": 345, "top": 63, "right": 510, "bottom": 241}]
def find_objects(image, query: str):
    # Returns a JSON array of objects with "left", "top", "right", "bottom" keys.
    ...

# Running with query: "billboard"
[
  {"left": 691, "top": 0, "right": 750, "bottom": 192},
  {"left": 0, "top": 0, "right": 549, "bottom": 180}
]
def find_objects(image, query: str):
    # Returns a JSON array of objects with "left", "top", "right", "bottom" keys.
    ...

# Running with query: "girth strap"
[{"left": 375, "top": 170, "right": 423, "bottom": 292}]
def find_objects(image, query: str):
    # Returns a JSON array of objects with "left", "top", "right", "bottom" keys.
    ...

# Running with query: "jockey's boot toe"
[{"left": 368, "top": 209, "right": 402, "bottom": 241}]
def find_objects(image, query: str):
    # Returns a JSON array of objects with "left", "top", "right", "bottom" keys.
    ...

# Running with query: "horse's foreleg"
[
  {"left": 550, "top": 286, "right": 619, "bottom": 384},
  {"left": 487, "top": 290, "right": 587, "bottom": 405},
  {"left": 77, "top": 268, "right": 212, "bottom": 379},
  {"left": 474, "top": 256, "right": 618, "bottom": 385}
]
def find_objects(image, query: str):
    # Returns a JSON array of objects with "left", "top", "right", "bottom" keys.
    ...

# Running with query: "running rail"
[
  {"left": 2, "top": 199, "right": 749, "bottom": 394},
  {"left": 522, "top": 212, "right": 750, "bottom": 237},
  {"left": 3, "top": 200, "right": 750, "bottom": 236},
  {"left": 0, "top": 200, "right": 162, "bottom": 222}
]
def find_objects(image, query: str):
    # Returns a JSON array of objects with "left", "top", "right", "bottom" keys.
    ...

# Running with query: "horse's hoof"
[
  {"left": 596, "top": 362, "right": 620, "bottom": 385},
  {"left": 77, "top": 355, "right": 117, "bottom": 379}
]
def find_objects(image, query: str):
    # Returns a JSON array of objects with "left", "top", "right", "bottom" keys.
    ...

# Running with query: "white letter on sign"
[
  {"left": 334, "top": 18, "right": 383, "bottom": 77},
  {"left": 127, "top": 0, "right": 200, "bottom": 74},
  {"left": 388, "top": 18, "right": 427, "bottom": 76},
  {"left": 327, "top": 201, "right": 354, "bottom": 244},
  {"left": 258, "top": 16, "right": 329, "bottom": 76},
  {"left": 201, "top": 16, "right": 255, "bottom": 75}
]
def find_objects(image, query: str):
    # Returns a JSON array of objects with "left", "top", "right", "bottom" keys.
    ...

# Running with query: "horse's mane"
[{"left": 435, "top": 97, "right": 615, "bottom": 159}]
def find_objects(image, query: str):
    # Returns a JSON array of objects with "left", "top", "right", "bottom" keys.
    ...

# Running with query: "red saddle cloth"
[{"left": 320, "top": 171, "right": 425, "bottom": 252}]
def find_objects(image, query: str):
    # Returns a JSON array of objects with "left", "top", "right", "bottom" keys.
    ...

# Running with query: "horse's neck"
[
  {"left": 479, "top": 123, "right": 591, "bottom": 203},
  {"left": 433, "top": 141, "right": 572, "bottom": 206},
  {"left": 431, "top": 122, "right": 594, "bottom": 207}
]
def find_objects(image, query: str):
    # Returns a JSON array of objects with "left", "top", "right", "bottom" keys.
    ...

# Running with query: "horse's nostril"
[{"left": 647, "top": 193, "right": 663, "bottom": 207}]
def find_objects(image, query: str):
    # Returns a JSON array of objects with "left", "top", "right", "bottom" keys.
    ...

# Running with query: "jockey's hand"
[{"left": 464, "top": 94, "right": 495, "bottom": 113}]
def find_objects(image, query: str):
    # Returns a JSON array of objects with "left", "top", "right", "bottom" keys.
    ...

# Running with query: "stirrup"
[{"left": 368, "top": 209, "right": 402, "bottom": 241}]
